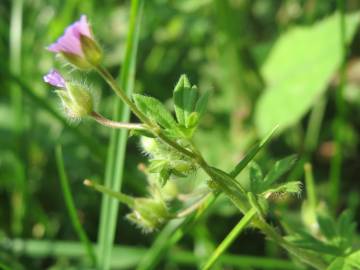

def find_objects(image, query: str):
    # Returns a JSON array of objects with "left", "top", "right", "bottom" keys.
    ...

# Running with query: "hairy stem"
[
  {"left": 91, "top": 111, "right": 144, "bottom": 130},
  {"left": 95, "top": 65, "right": 327, "bottom": 270}
]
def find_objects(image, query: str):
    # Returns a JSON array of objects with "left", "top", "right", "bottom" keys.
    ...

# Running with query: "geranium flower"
[{"left": 47, "top": 15, "right": 102, "bottom": 69}]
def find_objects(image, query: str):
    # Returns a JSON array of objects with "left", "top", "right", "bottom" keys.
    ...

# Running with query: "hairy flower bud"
[
  {"left": 44, "top": 69, "right": 93, "bottom": 119},
  {"left": 127, "top": 197, "right": 170, "bottom": 233}
]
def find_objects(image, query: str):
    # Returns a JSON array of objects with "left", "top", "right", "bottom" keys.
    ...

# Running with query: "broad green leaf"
[
  {"left": 327, "top": 258, "right": 352, "bottom": 270},
  {"left": 255, "top": 12, "right": 360, "bottom": 136},
  {"left": 262, "top": 155, "right": 297, "bottom": 190},
  {"left": 133, "top": 94, "right": 179, "bottom": 134},
  {"left": 347, "top": 250, "right": 360, "bottom": 268}
]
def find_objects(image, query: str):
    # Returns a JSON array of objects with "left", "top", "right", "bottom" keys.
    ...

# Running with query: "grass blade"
[
  {"left": 55, "top": 145, "right": 97, "bottom": 266},
  {"left": 201, "top": 207, "right": 257, "bottom": 270},
  {"left": 96, "top": 1, "right": 144, "bottom": 269},
  {"left": 1, "top": 239, "right": 301, "bottom": 270}
]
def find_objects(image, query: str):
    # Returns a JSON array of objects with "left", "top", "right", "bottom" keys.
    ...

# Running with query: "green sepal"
[
  {"left": 61, "top": 52, "right": 92, "bottom": 70},
  {"left": 148, "top": 159, "right": 169, "bottom": 173},
  {"left": 159, "top": 167, "right": 171, "bottom": 187},
  {"left": 80, "top": 34, "right": 102, "bottom": 66}
]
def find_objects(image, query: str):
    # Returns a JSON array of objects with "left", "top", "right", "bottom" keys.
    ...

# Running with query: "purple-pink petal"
[
  {"left": 47, "top": 15, "right": 92, "bottom": 56},
  {"left": 43, "top": 69, "right": 66, "bottom": 88}
]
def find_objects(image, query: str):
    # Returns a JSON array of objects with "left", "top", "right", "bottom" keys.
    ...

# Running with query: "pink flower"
[
  {"left": 47, "top": 15, "right": 102, "bottom": 68},
  {"left": 43, "top": 69, "right": 66, "bottom": 88},
  {"left": 47, "top": 15, "right": 92, "bottom": 57}
]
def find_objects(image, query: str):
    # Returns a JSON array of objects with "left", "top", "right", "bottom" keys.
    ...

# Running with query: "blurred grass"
[
  {"left": 1, "top": 0, "right": 360, "bottom": 269},
  {"left": 96, "top": 1, "right": 144, "bottom": 270},
  {"left": 55, "top": 145, "right": 96, "bottom": 266}
]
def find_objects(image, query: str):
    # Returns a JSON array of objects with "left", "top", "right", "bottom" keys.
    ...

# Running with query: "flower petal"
[{"left": 43, "top": 69, "right": 66, "bottom": 88}]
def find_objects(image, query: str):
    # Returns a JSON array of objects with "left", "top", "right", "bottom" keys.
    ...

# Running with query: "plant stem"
[
  {"left": 175, "top": 193, "right": 212, "bottom": 218},
  {"left": 304, "top": 163, "right": 317, "bottom": 210},
  {"left": 55, "top": 145, "right": 97, "bottom": 266},
  {"left": 84, "top": 179, "right": 135, "bottom": 207},
  {"left": 91, "top": 111, "right": 144, "bottom": 130},
  {"left": 329, "top": 0, "right": 347, "bottom": 210},
  {"left": 202, "top": 207, "right": 257, "bottom": 270}
]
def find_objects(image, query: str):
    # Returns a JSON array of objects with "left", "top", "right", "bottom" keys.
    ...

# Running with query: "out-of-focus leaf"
[
  {"left": 317, "top": 214, "right": 337, "bottom": 241},
  {"left": 327, "top": 257, "right": 352, "bottom": 270},
  {"left": 262, "top": 155, "right": 297, "bottom": 190},
  {"left": 255, "top": 12, "right": 360, "bottom": 136},
  {"left": 285, "top": 232, "right": 342, "bottom": 256},
  {"left": 249, "top": 162, "right": 263, "bottom": 193},
  {"left": 347, "top": 250, "right": 360, "bottom": 268}
]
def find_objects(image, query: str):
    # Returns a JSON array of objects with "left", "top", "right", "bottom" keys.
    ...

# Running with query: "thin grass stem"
[{"left": 55, "top": 145, "right": 97, "bottom": 266}]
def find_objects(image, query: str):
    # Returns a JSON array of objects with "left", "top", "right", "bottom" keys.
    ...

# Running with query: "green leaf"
[
  {"left": 286, "top": 232, "right": 342, "bottom": 256},
  {"left": 249, "top": 162, "right": 263, "bottom": 194},
  {"left": 184, "top": 86, "right": 199, "bottom": 126},
  {"left": 336, "top": 210, "right": 356, "bottom": 248},
  {"left": 317, "top": 214, "right": 337, "bottom": 241},
  {"left": 255, "top": 12, "right": 360, "bottom": 136},
  {"left": 327, "top": 258, "right": 352, "bottom": 270},
  {"left": 347, "top": 250, "right": 360, "bottom": 268},
  {"left": 159, "top": 167, "right": 171, "bottom": 187},
  {"left": 173, "top": 74, "right": 191, "bottom": 126},
  {"left": 262, "top": 155, "right": 297, "bottom": 190},
  {"left": 266, "top": 181, "right": 302, "bottom": 195},
  {"left": 194, "top": 91, "right": 210, "bottom": 121},
  {"left": 148, "top": 160, "right": 169, "bottom": 173},
  {"left": 133, "top": 94, "right": 179, "bottom": 133}
]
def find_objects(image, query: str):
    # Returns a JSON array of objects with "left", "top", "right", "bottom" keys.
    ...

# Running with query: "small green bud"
[
  {"left": 127, "top": 197, "right": 170, "bottom": 233},
  {"left": 56, "top": 82, "right": 93, "bottom": 119}
]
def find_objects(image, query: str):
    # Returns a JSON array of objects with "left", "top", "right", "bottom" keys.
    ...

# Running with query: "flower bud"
[
  {"left": 127, "top": 197, "right": 170, "bottom": 233},
  {"left": 47, "top": 15, "right": 103, "bottom": 69},
  {"left": 44, "top": 69, "right": 93, "bottom": 119}
]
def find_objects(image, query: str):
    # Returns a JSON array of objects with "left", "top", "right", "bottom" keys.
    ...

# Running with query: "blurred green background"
[{"left": 1, "top": 0, "right": 360, "bottom": 269}]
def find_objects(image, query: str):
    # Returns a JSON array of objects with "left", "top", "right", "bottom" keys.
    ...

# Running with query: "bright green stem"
[
  {"left": 202, "top": 208, "right": 257, "bottom": 270},
  {"left": 304, "top": 163, "right": 317, "bottom": 210},
  {"left": 84, "top": 180, "right": 135, "bottom": 207},
  {"left": 55, "top": 145, "right": 97, "bottom": 266},
  {"left": 96, "top": 0, "right": 144, "bottom": 269},
  {"left": 329, "top": 0, "right": 347, "bottom": 210}
]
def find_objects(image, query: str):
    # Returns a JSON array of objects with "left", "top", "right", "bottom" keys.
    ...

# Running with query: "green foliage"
[
  {"left": 133, "top": 93, "right": 181, "bottom": 136},
  {"left": 255, "top": 12, "right": 360, "bottom": 135},
  {"left": 249, "top": 155, "right": 298, "bottom": 195},
  {"left": 173, "top": 74, "right": 209, "bottom": 138}
]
